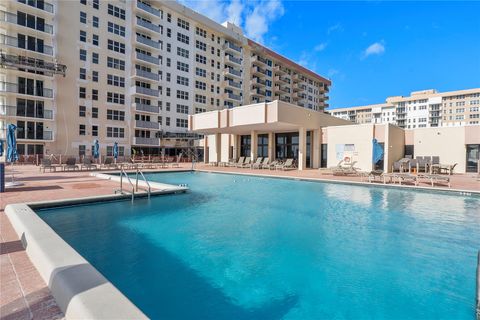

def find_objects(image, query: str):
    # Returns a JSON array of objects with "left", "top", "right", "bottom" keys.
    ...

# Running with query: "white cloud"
[
  {"left": 178, "top": 0, "right": 284, "bottom": 43},
  {"left": 327, "top": 23, "right": 343, "bottom": 35},
  {"left": 327, "top": 69, "right": 339, "bottom": 77},
  {"left": 363, "top": 41, "right": 385, "bottom": 58},
  {"left": 314, "top": 42, "right": 327, "bottom": 52}
]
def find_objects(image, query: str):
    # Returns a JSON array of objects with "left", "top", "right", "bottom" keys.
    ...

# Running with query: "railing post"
[
  {"left": 120, "top": 170, "right": 123, "bottom": 193},
  {"left": 476, "top": 250, "right": 480, "bottom": 319},
  {"left": 135, "top": 168, "right": 139, "bottom": 192}
]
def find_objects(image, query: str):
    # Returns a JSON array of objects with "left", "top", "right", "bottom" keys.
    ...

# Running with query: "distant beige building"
[
  {"left": 329, "top": 88, "right": 480, "bottom": 129},
  {"left": 1, "top": 0, "right": 330, "bottom": 159}
]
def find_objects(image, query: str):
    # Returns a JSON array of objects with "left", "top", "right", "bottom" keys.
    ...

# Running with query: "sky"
[{"left": 178, "top": 0, "right": 480, "bottom": 109}]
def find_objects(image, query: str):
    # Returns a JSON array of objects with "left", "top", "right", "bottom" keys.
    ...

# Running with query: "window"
[
  {"left": 92, "top": 52, "right": 99, "bottom": 64},
  {"left": 107, "top": 92, "right": 125, "bottom": 104},
  {"left": 176, "top": 118, "right": 188, "bottom": 128},
  {"left": 195, "top": 40, "right": 206, "bottom": 51},
  {"left": 177, "top": 33, "right": 189, "bottom": 44},
  {"left": 195, "top": 81, "right": 206, "bottom": 90},
  {"left": 92, "top": 34, "right": 99, "bottom": 46},
  {"left": 107, "top": 109, "right": 125, "bottom": 121},
  {"left": 167, "top": 13, "right": 171, "bottom": 22},
  {"left": 176, "top": 76, "right": 189, "bottom": 86},
  {"left": 80, "top": 12, "right": 87, "bottom": 24},
  {"left": 92, "top": 0, "right": 99, "bottom": 9},
  {"left": 80, "top": 30, "right": 86, "bottom": 42},
  {"left": 195, "top": 107, "right": 206, "bottom": 114},
  {"left": 92, "top": 125, "right": 98, "bottom": 136},
  {"left": 107, "top": 74, "right": 125, "bottom": 87},
  {"left": 166, "top": 43, "right": 171, "bottom": 52},
  {"left": 79, "top": 105, "right": 86, "bottom": 117},
  {"left": 177, "top": 47, "right": 189, "bottom": 58},
  {"left": 107, "top": 127, "right": 125, "bottom": 138},
  {"left": 195, "top": 27, "right": 207, "bottom": 37},
  {"left": 166, "top": 117, "right": 170, "bottom": 126},
  {"left": 108, "top": 22, "right": 125, "bottom": 37},
  {"left": 107, "top": 57, "right": 125, "bottom": 70},
  {"left": 177, "top": 18, "right": 190, "bottom": 30},
  {"left": 92, "top": 107, "right": 98, "bottom": 118},
  {"left": 92, "top": 71, "right": 98, "bottom": 82},
  {"left": 108, "top": 40, "right": 125, "bottom": 54},
  {"left": 108, "top": 4, "right": 125, "bottom": 20},
  {"left": 92, "top": 89, "right": 98, "bottom": 101},
  {"left": 195, "top": 94, "right": 206, "bottom": 104},
  {"left": 176, "top": 90, "right": 189, "bottom": 100},
  {"left": 92, "top": 16, "right": 99, "bottom": 28},
  {"left": 176, "top": 104, "right": 189, "bottom": 114},
  {"left": 107, "top": 145, "right": 124, "bottom": 156},
  {"left": 177, "top": 61, "right": 189, "bottom": 72},
  {"left": 79, "top": 68, "right": 86, "bottom": 80},
  {"left": 80, "top": 49, "right": 87, "bottom": 61},
  {"left": 79, "top": 87, "right": 86, "bottom": 98},
  {"left": 79, "top": 124, "right": 86, "bottom": 135},
  {"left": 79, "top": 145, "right": 86, "bottom": 156},
  {"left": 195, "top": 54, "right": 206, "bottom": 64},
  {"left": 195, "top": 68, "right": 206, "bottom": 77}
]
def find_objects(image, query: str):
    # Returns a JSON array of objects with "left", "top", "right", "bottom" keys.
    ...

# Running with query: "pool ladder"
[{"left": 117, "top": 168, "right": 151, "bottom": 201}]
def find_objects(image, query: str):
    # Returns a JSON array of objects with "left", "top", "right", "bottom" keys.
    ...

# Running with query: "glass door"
[{"left": 466, "top": 144, "right": 479, "bottom": 173}]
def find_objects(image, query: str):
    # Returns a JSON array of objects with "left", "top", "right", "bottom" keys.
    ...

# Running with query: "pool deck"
[{"left": 1, "top": 163, "right": 479, "bottom": 318}]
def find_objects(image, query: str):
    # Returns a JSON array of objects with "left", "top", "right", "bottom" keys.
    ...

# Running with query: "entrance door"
[{"left": 466, "top": 144, "right": 480, "bottom": 173}]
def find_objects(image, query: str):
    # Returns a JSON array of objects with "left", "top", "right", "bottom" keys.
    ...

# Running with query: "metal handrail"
[
  {"left": 476, "top": 250, "right": 479, "bottom": 319},
  {"left": 120, "top": 168, "right": 135, "bottom": 202},
  {"left": 136, "top": 168, "right": 151, "bottom": 198}
]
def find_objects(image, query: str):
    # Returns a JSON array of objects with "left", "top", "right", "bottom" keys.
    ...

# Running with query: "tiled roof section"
[{"left": 247, "top": 39, "right": 331, "bottom": 86}]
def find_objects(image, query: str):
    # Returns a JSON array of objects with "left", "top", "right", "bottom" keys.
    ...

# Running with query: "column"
[
  {"left": 268, "top": 132, "right": 274, "bottom": 160},
  {"left": 203, "top": 135, "right": 208, "bottom": 164},
  {"left": 312, "top": 129, "right": 321, "bottom": 168},
  {"left": 250, "top": 130, "right": 257, "bottom": 161},
  {"left": 298, "top": 127, "right": 307, "bottom": 170},
  {"left": 215, "top": 133, "right": 221, "bottom": 163},
  {"left": 232, "top": 134, "right": 238, "bottom": 160}
]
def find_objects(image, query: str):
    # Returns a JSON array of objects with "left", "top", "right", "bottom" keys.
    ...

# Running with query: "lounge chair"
[
  {"left": 63, "top": 157, "right": 79, "bottom": 171},
  {"left": 255, "top": 157, "right": 269, "bottom": 169},
  {"left": 439, "top": 163, "right": 457, "bottom": 175},
  {"left": 333, "top": 161, "right": 358, "bottom": 175},
  {"left": 239, "top": 157, "right": 251, "bottom": 168},
  {"left": 418, "top": 173, "right": 451, "bottom": 188},
  {"left": 250, "top": 157, "right": 263, "bottom": 169},
  {"left": 275, "top": 158, "right": 295, "bottom": 171},
  {"left": 39, "top": 158, "right": 57, "bottom": 172},
  {"left": 392, "top": 173, "right": 418, "bottom": 186},
  {"left": 367, "top": 170, "right": 384, "bottom": 183},
  {"left": 80, "top": 157, "right": 98, "bottom": 171},
  {"left": 266, "top": 160, "right": 281, "bottom": 170},
  {"left": 235, "top": 157, "right": 245, "bottom": 168},
  {"left": 171, "top": 154, "right": 182, "bottom": 168},
  {"left": 101, "top": 157, "right": 117, "bottom": 170}
]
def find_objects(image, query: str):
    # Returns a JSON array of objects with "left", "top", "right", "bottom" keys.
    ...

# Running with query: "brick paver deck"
[{"left": 1, "top": 163, "right": 478, "bottom": 319}]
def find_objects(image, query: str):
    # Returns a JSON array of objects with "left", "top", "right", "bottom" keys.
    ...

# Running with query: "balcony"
[
  {"left": 17, "top": 0, "right": 54, "bottom": 14},
  {"left": 135, "top": 103, "right": 159, "bottom": 114},
  {"left": 136, "top": 1, "right": 161, "bottom": 17},
  {"left": 133, "top": 68, "right": 159, "bottom": 81},
  {"left": 18, "top": 130, "right": 53, "bottom": 141},
  {"left": 224, "top": 41, "right": 242, "bottom": 53},
  {"left": 275, "top": 75, "right": 290, "bottom": 84},
  {"left": 136, "top": 35, "right": 160, "bottom": 49},
  {"left": 251, "top": 77, "right": 267, "bottom": 87},
  {"left": 1, "top": 105, "right": 53, "bottom": 119},
  {"left": 130, "top": 86, "right": 159, "bottom": 97},
  {"left": 0, "top": 11, "right": 54, "bottom": 34},
  {"left": 224, "top": 67, "right": 242, "bottom": 79},
  {"left": 136, "top": 17, "right": 160, "bottom": 33},
  {"left": 225, "top": 54, "right": 242, "bottom": 66},
  {"left": 0, "top": 34, "right": 54, "bottom": 56},
  {"left": 0, "top": 81, "right": 53, "bottom": 98},
  {"left": 251, "top": 66, "right": 267, "bottom": 77},
  {"left": 135, "top": 51, "right": 159, "bottom": 65},
  {"left": 250, "top": 88, "right": 266, "bottom": 97},
  {"left": 134, "top": 137, "right": 160, "bottom": 146},
  {"left": 224, "top": 92, "right": 242, "bottom": 102},
  {"left": 251, "top": 55, "right": 269, "bottom": 66},
  {"left": 225, "top": 79, "right": 242, "bottom": 90},
  {"left": 292, "top": 83, "right": 301, "bottom": 92},
  {"left": 274, "top": 65, "right": 289, "bottom": 74},
  {"left": 135, "top": 120, "right": 160, "bottom": 130}
]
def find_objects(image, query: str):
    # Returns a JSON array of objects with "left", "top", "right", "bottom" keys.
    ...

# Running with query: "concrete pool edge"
[
  {"left": 5, "top": 203, "right": 148, "bottom": 319},
  {"left": 194, "top": 169, "right": 480, "bottom": 196},
  {"left": 92, "top": 171, "right": 190, "bottom": 192}
]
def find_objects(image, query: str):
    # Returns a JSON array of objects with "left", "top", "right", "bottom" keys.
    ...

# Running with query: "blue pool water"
[{"left": 38, "top": 172, "right": 479, "bottom": 319}]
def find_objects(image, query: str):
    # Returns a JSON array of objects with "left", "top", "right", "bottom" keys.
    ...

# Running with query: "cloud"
[
  {"left": 314, "top": 42, "right": 327, "bottom": 52},
  {"left": 327, "top": 23, "right": 343, "bottom": 35},
  {"left": 327, "top": 69, "right": 339, "bottom": 77},
  {"left": 178, "top": 0, "right": 285, "bottom": 43},
  {"left": 362, "top": 41, "right": 385, "bottom": 58}
]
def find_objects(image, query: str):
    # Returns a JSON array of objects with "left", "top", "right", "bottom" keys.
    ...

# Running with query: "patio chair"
[
  {"left": 63, "top": 157, "right": 79, "bottom": 171},
  {"left": 250, "top": 157, "right": 263, "bottom": 169},
  {"left": 80, "top": 157, "right": 98, "bottom": 171},
  {"left": 39, "top": 158, "right": 56, "bottom": 172},
  {"left": 275, "top": 158, "right": 295, "bottom": 171},
  {"left": 439, "top": 163, "right": 457, "bottom": 175},
  {"left": 418, "top": 173, "right": 451, "bottom": 188},
  {"left": 367, "top": 170, "right": 384, "bottom": 183},
  {"left": 255, "top": 157, "right": 269, "bottom": 169},
  {"left": 239, "top": 157, "right": 251, "bottom": 168},
  {"left": 235, "top": 157, "right": 246, "bottom": 168},
  {"left": 101, "top": 157, "right": 117, "bottom": 170}
]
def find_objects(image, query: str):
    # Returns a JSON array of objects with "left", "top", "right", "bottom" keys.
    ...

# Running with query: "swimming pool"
[{"left": 37, "top": 171, "right": 479, "bottom": 319}]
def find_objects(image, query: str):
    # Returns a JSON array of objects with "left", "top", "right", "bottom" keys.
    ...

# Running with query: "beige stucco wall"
[
  {"left": 385, "top": 124, "right": 405, "bottom": 172},
  {"left": 326, "top": 124, "right": 375, "bottom": 171},
  {"left": 412, "top": 127, "right": 466, "bottom": 173}
]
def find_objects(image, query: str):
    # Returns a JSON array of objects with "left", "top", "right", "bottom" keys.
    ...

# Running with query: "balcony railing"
[
  {"left": 134, "top": 137, "right": 160, "bottom": 146},
  {"left": 17, "top": 0, "right": 54, "bottom": 14},
  {"left": 226, "top": 54, "right": 242, "bottom": 65},
  {"left": 251, "top": 88, "right": 266, "bottom": 96},
  {"left": 251, "top": 66, "right": 267, "bottom": 77},
  {"left": 226, "top": 79, "right": 242, "bottom": 89},
  {"left": 0, "top": 81, "right": 53, "bottom": 98},
  {"left": 224, "top": 68, "right": 241, "bottom": 77},
  {"left": 224, "top": 41, "right": 242, "bottom": 53},
  {"left": 131, "top": 86, "right": 159, "bottom": 97},
  {"left": 135, "top": 120, "right": 160, "bottom": 129},
  {"left": 136, "top": 35, "right": 160, "bottom": 49},
  {"left": 1, "top": 105, "right": 53, "bottom": 119},
  {"left": 136, "top": 1, "right": 161, "bottom": 17},
  {"left": 251, "top": 77, "right": 267, "bottom": 87},
  {"left": 0, "top": 53, "right": 66, "bottom": 76},
  {"left": 0, "top": 11, "right": 54, "bottom": 33},
  {"left": 134, "top": 69, "right": 159, "bottom": 81},
  {"left": 18, "top": 130, "right": 53, "bottom": 141},
  {"left": 135, "top": 51, "right": 159, "bottom": 65},
  {"left": 225, "top": 92, "right": 242, "bottom": 101},
  {"left": 0, "top": 34, "right": 53, "bottom": 56},
  {"left": 136, "top": 17, "right": 160, "bottom": 33},
  {"left": 251, "top": 55, "right": 269, "bottom": 66},
  {"left": 275, "top": 75, "right": 291, "bottom": 84},
  {"left": 135, "top": 103, "right": 159, "bottom": 114}
]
